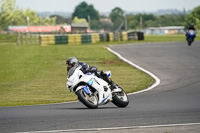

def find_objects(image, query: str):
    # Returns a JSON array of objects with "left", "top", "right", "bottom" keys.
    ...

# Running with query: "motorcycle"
[
  {"left": 186, "top": 30, "right": 196, "bottom": 46},
  {"left": 66, "top": 66, "right": 129, "bottom": 109}
]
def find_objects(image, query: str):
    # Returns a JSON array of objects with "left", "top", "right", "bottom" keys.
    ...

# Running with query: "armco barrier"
[
  {"left": 127, "top": 31, "right": 144, "bottom": 40},
  {"left": 40, "top": 35, "right": 55, "bottom": 46},
  {"left": 39, "top": 32, "right": 141, "bottom": 46},
  {"left": 40, "top": 35, "right": 48, "bottom": 46},
  {"left": 116, "top": 32, "right": 127, "bottom": 41},
  {"left": 137, "top": 32, "right": 144, "bottom": 40},
  {"left": 122, "top": 32, "right": 128, "bottom": 41},
  {"left": 55, "top": 35, "right": 68, "bottom": 44},
  {"left": 117, "top": 33, "right": 122, "bottom": 41},
  {"left": 99, "top": 34, "right": 104, "bottom": 42},
  {"left": 68, "top": 34, "right": 75, "bottom": 45},
  {"left": 109, "top": 32, "right": 113, "bottom": 41},
  {"left": 75, "top": 34, "right": 81, "bottom": 45},
  {"left": 91, "top": 33, "right": 100, "bottom": 44},
  {"left": 81, "top": 34, "right": 91, "bottom": 44},
  {"left": 48, "top": 35, "right": 55, "bottom": 45}
]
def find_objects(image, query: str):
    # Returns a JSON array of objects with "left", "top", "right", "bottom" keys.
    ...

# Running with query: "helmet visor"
[
  {"left": 67, "top": 66, "right": 78, "bottom": 78},
  {"left": 67, "top": 64, "right": 72, "bottom": 71}
]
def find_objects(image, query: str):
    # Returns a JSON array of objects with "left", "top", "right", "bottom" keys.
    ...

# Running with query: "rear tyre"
[
  {"left": 76, "top": 89, "right": 98, "bottom": 109},
  {"left": 112, "top": 89, "right": 129, "bottom": 108}
]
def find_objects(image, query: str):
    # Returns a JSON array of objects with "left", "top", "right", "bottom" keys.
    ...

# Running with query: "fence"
[
  {"left": 0, "top": 31, "right": 17, "bottom": 43},
  {"left": 17, "top": 32, "right": 40, "bottom": 45}
]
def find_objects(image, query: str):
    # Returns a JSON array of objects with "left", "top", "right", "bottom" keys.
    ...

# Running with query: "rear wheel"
[
  {"left": 76, "top": 89, "right": 98, "bottom": 109},
  {"left": 112, "top": 89, "right": 129, "bottom": 108}
]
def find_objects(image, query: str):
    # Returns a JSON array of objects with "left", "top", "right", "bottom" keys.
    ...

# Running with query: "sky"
[{"left": 15, "top": 0, "right": 200, "bottom": 13}]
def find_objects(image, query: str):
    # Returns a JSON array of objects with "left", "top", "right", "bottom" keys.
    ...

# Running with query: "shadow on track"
[{"left": 56, "top": 106, "right": 129, "bottom": 110}]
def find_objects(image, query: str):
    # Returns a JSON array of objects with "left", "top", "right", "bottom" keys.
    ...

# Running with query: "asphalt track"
[{"left": 0, "top": 41, "right": 200, "bottom": 133}]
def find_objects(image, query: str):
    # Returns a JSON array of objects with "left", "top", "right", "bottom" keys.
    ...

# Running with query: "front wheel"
[
  {"left": 112, "top": 89, "right": 129, "bottom": 108},
  {"left": 76, "top": 89, "right": 98, "bottom": 109},
  {"left": 187, "top": 38, "right": 193, "bottom": 46},
  {"left": 188, "top": 40, "right": 192, "bottom": 46}
]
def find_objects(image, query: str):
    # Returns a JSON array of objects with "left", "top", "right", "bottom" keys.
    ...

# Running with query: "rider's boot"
[
  {"left": 108, "top": 79, "right": 117, "bottom": 91},
  {"left": 99, "top": 71, "right": 117, "bottom": 91}
]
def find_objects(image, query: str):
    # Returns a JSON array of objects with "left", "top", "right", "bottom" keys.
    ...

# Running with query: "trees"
[
  {"left": 50, "top": 15, "right": 68, "bottom": 25},
  {"left": 110, "top": 7, "right": 124, "bottom": 23},
  {"left": 1, "top": 0, "right": 15, "bottom": 13},
  {"left": 126, "top": 14, "right": 139, "bottom": 30},
  {"left": 0, "top": 0, "right": 56, "bottom": 30},
  {"left": 109, "top": 7, "right": 125, "bottom": 31},
  {"left": 72, "top": 2, "right": 100, "bottom": 30},
  {"left": 72, "top": 16, "right": 87, "bottom": 23},
  {"left": 126, "top": 14, "right": 156, "bottom": 30},
  {"left": 185, "top": 6, "right": 200, "bottom": 30},
  {"left": 126, "top": 13, "right": 186, "bottom": 30},
  {"left": 156, "top": 14, "right": 185, "bottom": 27},
  {"left": 0, "top": 0, "right": 16, "bottom": 30},
  {"left": 72, "top": 2, "right": 99, "bottom": 21}
]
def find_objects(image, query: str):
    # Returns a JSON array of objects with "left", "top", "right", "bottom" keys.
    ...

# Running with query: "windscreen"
[{"left": 67, "top": 66, "right": 79, "bottom": 78}]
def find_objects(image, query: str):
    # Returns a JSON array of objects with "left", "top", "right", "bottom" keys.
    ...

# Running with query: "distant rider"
[
  {"left": 186, "top": 23, "right": 196, "bottom": 39},
  {"left": 66, "top": 57, "right": 117, "bottom": 90},
  {"left": 188, "top": 23, "right": 196, "bottom": 31}
]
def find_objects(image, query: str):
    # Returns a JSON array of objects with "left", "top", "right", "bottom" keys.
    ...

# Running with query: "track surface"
[{"left": 1, "top": 42, "right": 200, "bottom": 133}]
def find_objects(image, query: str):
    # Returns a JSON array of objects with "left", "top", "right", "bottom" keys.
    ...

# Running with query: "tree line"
[
  {"left": 70, "top": 2, "right": 199, "bottom": 31},
  {"left": 0, "top": 0, "right": 200, "bottom": 31},
  {"left": 0, "top": 0, "right": 56, "bottom": 31}
]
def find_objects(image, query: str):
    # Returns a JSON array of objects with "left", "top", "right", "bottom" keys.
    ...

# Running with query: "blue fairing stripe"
[
  {"left": 87, "top": 78, "right": 94, "bottom": 86},
  {"left": 83, "top": 86, "right": 90, "bottom": 95},
  {"left": 101, "top": 94, "right": 110, "bottom": 103},
  {"left": 108, "top": 73, "right": 111, "bottom": 78}
]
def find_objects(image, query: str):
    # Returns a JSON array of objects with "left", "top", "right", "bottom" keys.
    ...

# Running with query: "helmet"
[{"left": 66, "top": 57, "right": 79, "bottom": 71}]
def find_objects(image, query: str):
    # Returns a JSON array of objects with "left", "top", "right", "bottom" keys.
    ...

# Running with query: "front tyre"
[
  {"left": 112, "top": 89, "right": 129, "bottom": 108},
  {"left": 188, "top": 40, "right": 192, "bottom": 46},
  {"left": 76, "top": 89, "right": 98, "bottom": 109}
]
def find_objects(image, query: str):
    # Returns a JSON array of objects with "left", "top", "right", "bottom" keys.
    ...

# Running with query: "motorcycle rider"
[
  {"left": 188, "top": 23, "right": 196, "bottom": 31},
  {"left": 66, "top": 57, "right": 117, "bottom": 90},
  {"left": 186, "top": 23, "right": 196, "bottom": 39}
]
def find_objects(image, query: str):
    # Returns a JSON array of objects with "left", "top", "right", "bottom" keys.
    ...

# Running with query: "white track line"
[
  {"left": 18, "top": 123, "right": 200, "bottom": 133},
  {"left": 107, "top": 47, "right": 160, "bottom": 95}
]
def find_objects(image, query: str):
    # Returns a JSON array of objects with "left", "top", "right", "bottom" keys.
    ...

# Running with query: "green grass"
[
  {"left": 0, "top": 44, "right": 153, "bottom": 107},
  {"left": 144, "top": 34, "right": 200, "bottom": 42}
]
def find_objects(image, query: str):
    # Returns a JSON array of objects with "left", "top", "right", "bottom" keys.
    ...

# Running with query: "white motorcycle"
[{"left": 66, "top": 66, "right": 129, "bottom": 109}]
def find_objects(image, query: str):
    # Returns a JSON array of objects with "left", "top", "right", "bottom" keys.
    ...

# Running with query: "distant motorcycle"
[
  {"left": 186, "top": 30, "right": 196, "bottom": 46},
  {"left": 66, "top": 66, "right": 129, "bottom": 109}
]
